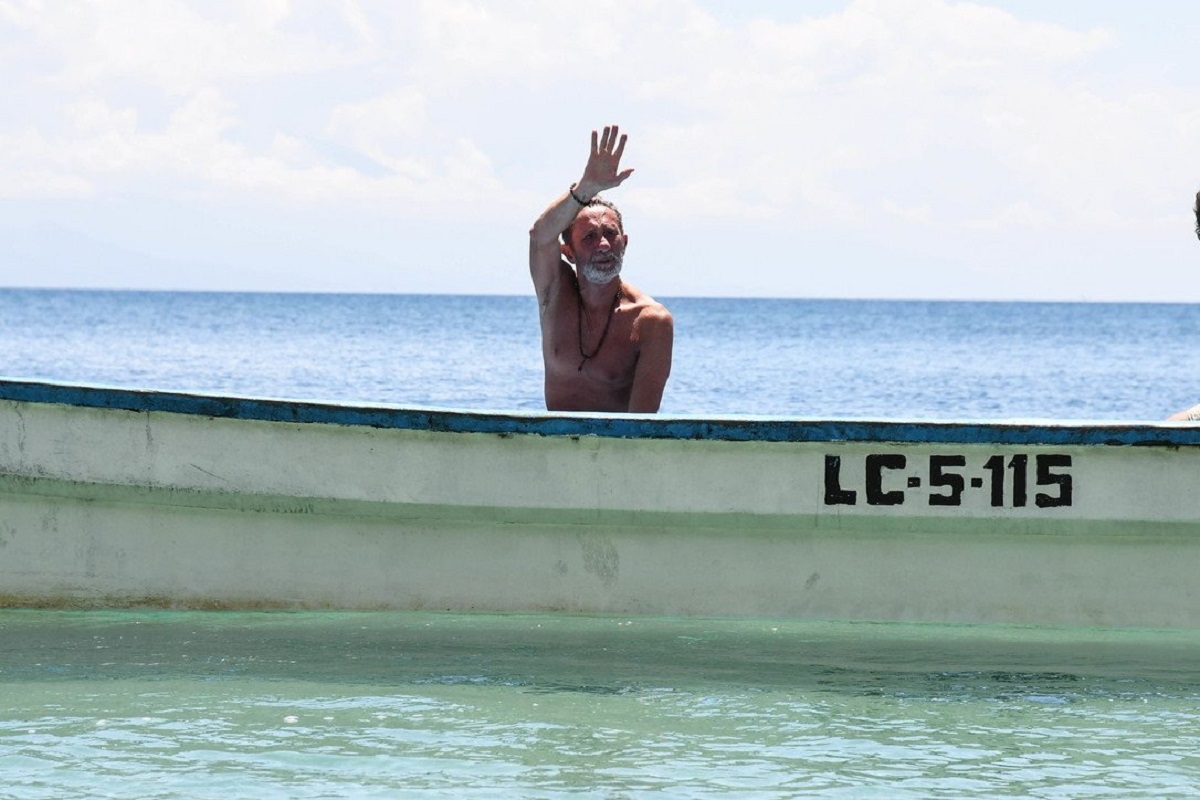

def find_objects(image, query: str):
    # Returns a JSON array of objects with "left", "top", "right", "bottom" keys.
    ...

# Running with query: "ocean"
[
  {"left": 2, "top": 288, "right": 1200, "bottom": 798},
  {"left": 1, "top": 288, "right": 1197, "bottom": 419}
]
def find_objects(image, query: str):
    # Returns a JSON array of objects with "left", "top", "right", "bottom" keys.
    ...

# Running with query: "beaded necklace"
[{"left": 577, "top": 279, "right": 621, "bottom": 371}]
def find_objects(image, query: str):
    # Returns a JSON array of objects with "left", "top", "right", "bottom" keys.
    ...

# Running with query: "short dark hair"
[{"left": 561, "top": 196, "right": 625, "bottom": 246}]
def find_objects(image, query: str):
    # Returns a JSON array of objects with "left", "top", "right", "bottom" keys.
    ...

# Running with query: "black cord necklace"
[{"left": 577, "top": 279, "right": 621, "bottom": 371}]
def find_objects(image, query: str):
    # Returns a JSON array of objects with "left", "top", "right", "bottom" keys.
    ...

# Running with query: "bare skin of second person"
[
  {"left": 1167, "top": 190, "right": 1200, "bottom": 421},
  {"left": 528, "top": 125, "right": 673, "bottom": 412}
]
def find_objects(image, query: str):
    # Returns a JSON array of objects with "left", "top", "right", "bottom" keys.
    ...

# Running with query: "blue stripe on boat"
[{"left": 2, "top": 377, "right": 1198, "bottom": 447}]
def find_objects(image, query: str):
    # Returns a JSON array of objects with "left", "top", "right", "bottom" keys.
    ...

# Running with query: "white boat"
[{"left": 2, "top": 378, "right": 1199, "bottom": 627}]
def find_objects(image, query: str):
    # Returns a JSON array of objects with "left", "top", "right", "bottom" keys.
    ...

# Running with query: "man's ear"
[{"left": 560, "top": 242, "right": 575, "bottom": 264}]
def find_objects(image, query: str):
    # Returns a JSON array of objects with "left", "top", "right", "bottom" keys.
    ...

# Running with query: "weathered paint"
[
  {"left": 3, "top": 377, "right": 1199, "bottom": 446},
  {"left": 2, "top": 378, "right": 1199, "bottom": 626}
]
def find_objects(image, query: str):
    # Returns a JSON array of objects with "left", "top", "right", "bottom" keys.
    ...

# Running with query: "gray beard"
[{"left": 578, "top": 253, "right": 623, "bottom": 285}]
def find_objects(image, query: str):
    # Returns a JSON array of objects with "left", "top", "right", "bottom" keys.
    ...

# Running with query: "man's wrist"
[{"left": 569, "top": 183, "right": 592, "bottom": 206}]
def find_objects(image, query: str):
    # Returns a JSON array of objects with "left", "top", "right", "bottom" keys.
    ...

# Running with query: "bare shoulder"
[
  {"left": 622, "top": 282, "right": 673, "bottom": 340},
  {"left": 621, "top": 281, "right": 665, "bottom": 310}
]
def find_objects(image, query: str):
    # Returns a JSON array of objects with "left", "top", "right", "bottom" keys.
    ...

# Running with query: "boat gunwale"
[{"left": 3, "top": 377, "right": 1198, "bottom": 447}]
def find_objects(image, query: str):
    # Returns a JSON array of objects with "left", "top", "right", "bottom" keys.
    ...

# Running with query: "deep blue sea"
[
  {"left": 1, "top": 288, "right": 1197, "bottom": 420},
  {"left": 4, "top": 288, "right": 1200, "bottom": 798}
]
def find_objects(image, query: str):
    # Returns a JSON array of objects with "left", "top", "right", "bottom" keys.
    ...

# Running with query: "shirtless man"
[
  {"left": 528, "top": 125, "right": 673, "bottom": 412},
  {"left": 1167, "top": 191, "right": 1200, "bottom": 421}
]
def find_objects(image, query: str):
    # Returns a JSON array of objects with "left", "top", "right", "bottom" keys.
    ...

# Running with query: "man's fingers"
[
  {"left": 598, "top": 124, "right": 623, "bottom": 153},
  {"left": 613, "top": 133, "right": 627, "bottom": 162},
  {"left": 590, "top": 129, "right": 599, "bottom": 155}
]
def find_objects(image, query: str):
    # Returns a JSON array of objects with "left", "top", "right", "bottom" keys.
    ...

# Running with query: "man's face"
[{"left": 565, "top": 207, "right": 627, "bottom": 285}]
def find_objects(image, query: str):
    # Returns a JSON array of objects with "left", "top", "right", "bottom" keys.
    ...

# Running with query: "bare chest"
[
  {"left": 544, "top": 305, "right": 637, "bottom": 381},
  {"left": 541, "top": 290, "right": 641, "bottom": 407}
]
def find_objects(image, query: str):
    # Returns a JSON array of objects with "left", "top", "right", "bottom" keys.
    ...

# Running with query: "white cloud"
[
  {"left": 10, "top": 0, "right": 360, "bottom": 95},
  {"left": 623, "top": 0, "right": 1127, "bottom": 230},
  {"left": 0, "top": 0, "right": 1133, "bottom": 215},
  {"left": 326, "top": 88, "right": 430, "bottom": 175}
]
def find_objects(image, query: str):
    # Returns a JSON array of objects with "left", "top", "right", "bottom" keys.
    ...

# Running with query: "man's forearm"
[{"left": 529, "top": 183, "right": 592, "bottom": 246}]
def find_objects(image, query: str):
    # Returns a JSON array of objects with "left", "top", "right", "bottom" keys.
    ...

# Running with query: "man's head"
[{"left": 561, "top": 197, "right": 628, "bottom": 285}]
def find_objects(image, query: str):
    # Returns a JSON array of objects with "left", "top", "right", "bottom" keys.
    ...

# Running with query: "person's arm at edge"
[
  {"left": 1168, "top": 402, "right": 1200, "bottom": 421},
  {"left": 1170, "top": 194, "right": 1200, "bottom": 419},
  {"left": 1170, "top": 195, "right": 1200, "bottom": 418},
  {"left": 627, "top": 308, "right": 674, "bottom": 413},
  {"left": 1194, "top": 190, "right": 1199, "bottom": 241}
]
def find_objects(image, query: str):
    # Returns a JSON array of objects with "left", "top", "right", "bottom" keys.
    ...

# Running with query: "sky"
[{"left": 2, "top": 0, "right": 1199, "bottom": 301}]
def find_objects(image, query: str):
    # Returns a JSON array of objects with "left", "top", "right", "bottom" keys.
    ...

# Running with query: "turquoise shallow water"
[{"left": 2, "top": 611, "right": 1200, "bottom": 798}]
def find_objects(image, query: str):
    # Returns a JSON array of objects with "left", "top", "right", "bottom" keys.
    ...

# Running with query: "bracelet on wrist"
[{"left": 569, "top": 183, "right": 590, "bottom": 206}]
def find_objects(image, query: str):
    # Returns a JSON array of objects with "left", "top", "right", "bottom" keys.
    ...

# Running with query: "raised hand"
[{"left": 578, "top": 125, "right": 634, "bottom": 197}]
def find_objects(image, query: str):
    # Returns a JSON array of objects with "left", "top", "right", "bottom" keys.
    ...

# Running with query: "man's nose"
[{"left": 598, "top": 236, "right": 611, "bottom": 250}]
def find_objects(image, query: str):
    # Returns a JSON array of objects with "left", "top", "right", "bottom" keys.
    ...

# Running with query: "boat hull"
[{"left": 2, "top": 380, "right": 1199, "bottom": 627}]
